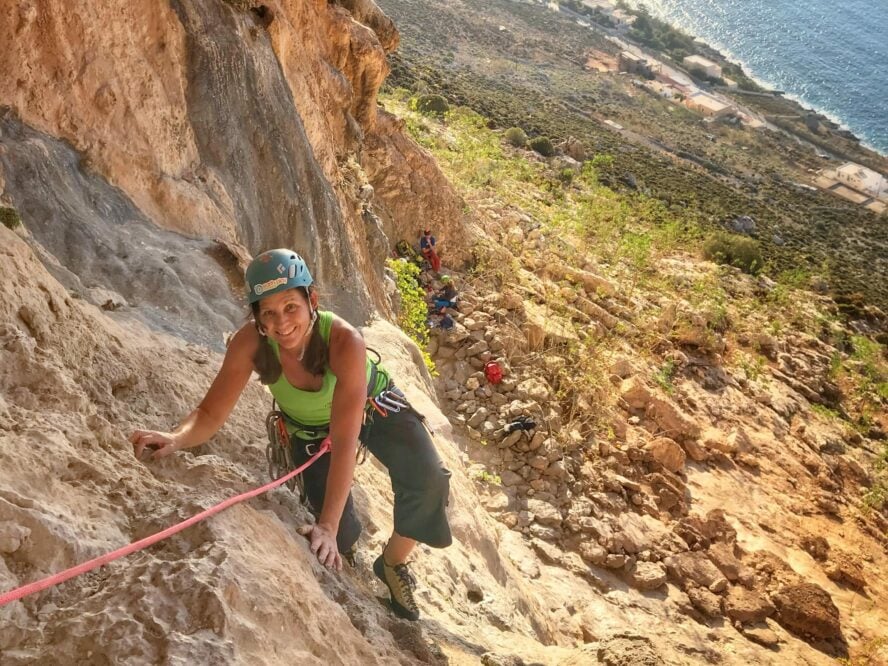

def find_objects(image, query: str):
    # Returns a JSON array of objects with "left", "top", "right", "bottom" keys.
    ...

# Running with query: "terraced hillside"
[{"left": 378, "top": 0, "right": 888, "bottom": 313}]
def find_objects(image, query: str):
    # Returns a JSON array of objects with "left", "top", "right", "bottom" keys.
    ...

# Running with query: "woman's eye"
[{"left": 285, "top": 303, "right": 298, "bottom": 312}]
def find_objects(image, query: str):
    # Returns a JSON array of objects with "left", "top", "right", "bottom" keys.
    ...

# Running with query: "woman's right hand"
[{"left": 130, "top": 430, "right": 180, "bottom": 461}]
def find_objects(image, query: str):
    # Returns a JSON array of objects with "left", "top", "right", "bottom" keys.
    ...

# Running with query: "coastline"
[{"left": 623, "top": 0, "right": 887, "bottom": 158}]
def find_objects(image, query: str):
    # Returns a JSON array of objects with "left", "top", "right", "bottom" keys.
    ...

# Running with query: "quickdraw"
[
  {"left": 265, "top": 409, "right": 304, "bottom": 499},
  {"left": 367, "top": 385, "right": 410, "bottom": 416}
]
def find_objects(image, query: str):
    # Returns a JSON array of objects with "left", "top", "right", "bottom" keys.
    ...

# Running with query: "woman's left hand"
[{"left": 297, "top": 523, "right": 342, "bottom": 571}]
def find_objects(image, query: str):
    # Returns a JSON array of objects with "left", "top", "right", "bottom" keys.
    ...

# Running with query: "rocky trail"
[{"left": 418, "top": 204, "right": 888, "bottom": 663}]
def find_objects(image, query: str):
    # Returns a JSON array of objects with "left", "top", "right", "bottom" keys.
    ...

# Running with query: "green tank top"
[{"left": 268, "top": 310, "right": 389, "bottom": 437}]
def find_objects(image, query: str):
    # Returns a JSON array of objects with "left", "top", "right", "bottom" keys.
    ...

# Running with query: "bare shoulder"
[
  {"left": 328, "top": 314, "right": 366, "bottom": 373},
  {"left": 226, "top": 322, "right": 261, "bottom": 366},
  {"left": 329, "top": 313, "right": 364, "bottom": 348}
]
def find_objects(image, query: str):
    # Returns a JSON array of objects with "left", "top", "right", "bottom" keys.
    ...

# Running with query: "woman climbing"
[{"left": 130, "top": 249, "right": 452, "bottom": 621}]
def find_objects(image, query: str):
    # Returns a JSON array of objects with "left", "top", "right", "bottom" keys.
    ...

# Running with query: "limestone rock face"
[
  {"left": 363, "top": 111, "right": 469, "bottom": 263},
  {"left": 0, "top": 0, "right": 459, "bottom": 325},
  {"left": 0, "top": 227, "right": 572, "bottom": 664}
]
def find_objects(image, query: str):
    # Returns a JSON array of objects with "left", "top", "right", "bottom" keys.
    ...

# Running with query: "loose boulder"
[{"left": 771, "top": 583, "right": 842, "bottom": 640}]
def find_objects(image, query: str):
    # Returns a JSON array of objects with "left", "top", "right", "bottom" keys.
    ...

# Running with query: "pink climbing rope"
[{"left": 0, "top": 438, "right": 331, "bottom": 608}]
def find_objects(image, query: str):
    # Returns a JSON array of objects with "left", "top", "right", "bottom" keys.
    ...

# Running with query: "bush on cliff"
[
  {"left": 703, "top": 233, "right": 763, "bottom": 274},
  {"left": 385, "top": 258, "right": 436, "bottom": 374},
  {"left": 0, "top": 206, "right": 22, "bottom": 230},
  {"left": 529, "top": 136, "right": 555, "bottom": 157},
  {"left": 411, "top": 94, "right": 450, "bottom": 117},
  {"left": 504, "top": 127, "right": 527, "bottom": 148}
]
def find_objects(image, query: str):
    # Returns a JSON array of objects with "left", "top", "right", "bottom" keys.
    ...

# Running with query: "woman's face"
[{"left": 257, "top": 288, "right": 316, "bottom": 351}]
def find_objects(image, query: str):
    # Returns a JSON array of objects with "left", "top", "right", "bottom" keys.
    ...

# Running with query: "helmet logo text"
[{"left": 253, "top": 277, "right": 288, "bottom": 296}]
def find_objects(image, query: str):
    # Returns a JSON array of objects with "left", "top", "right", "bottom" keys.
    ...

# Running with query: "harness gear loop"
[
  {"left": 266, "top": 408, "right": 305, "bottom": 501},
  {"left": 265, "top": 347, "right": 392, "bottom": 492}
]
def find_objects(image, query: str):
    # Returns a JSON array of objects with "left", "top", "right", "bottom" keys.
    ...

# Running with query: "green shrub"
[
  {"left": 504, "top": 127, "right": 527, "bottom": 147},
  {"left": 411, "top": 94, "right": 450, "bottom": 117},
  {"left": 703, "top": 233, "right": 763, "bottom": 274},
  {"left": 0, "top": 206, "right": 22, "bottom": 230},
  {"left": 557, "top": 168, "right": 575, "bottom": 186},
  {"left": 528, "top": 136, "right": 555, "bottom": 157},
  {"left": 385, "top": 258, "right": 436, "bottom": 374}
]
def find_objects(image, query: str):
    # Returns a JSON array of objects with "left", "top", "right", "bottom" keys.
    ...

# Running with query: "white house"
[
  {"left": 611, "top": 9, "right": 637, "bottom": 28},
  {"left": 685, "top": 91, "right": 735, "bottom": 117},
  {"left": 682, "top": 55, "right": 722, "bottom": 79},
  {"left": 834, "top": 162, "right": 888, "bottom": 199}
]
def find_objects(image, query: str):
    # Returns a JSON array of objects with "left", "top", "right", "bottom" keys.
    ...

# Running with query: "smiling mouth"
[{"left": 277, "top": 326, "right": 298, "bottom": 337}]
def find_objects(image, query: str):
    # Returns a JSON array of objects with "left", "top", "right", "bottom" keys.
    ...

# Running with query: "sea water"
[{"left": 629, "top": 0, "right": 888, "bottom": 155}]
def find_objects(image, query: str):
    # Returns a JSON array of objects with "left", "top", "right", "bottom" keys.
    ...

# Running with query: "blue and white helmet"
[{"left": 244, "top": 249, "right": 313, "bottom": 304}]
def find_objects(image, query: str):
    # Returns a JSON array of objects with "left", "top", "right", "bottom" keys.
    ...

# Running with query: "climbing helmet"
[{"left": 245, "top": 248, "right": 313, "bottom": 304}]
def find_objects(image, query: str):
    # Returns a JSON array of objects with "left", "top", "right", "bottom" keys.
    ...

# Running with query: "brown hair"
[{"left": 250, "top": 286, "right": 329, "bottom": 385}]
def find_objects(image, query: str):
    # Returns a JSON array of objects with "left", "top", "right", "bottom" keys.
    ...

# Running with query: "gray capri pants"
[{"left": 290, "top": 407, "right": 453, "bottom": 553}]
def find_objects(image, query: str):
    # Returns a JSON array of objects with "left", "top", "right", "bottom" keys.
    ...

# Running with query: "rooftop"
[
  {"left": 687, "top": 91, "right": 732, "bottom": 114},
  {"left": 683, "top": 55, "right": 719, "bottom": 69}
]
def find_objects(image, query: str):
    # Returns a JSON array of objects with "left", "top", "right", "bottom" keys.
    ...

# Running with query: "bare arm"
[
  {"left": 130, "top": 324, "right": 259, "bottom": 459},
  {"left": 298, "top": 315, "right": 367, "bottom": 569},
  {"left": 317, "top": 316, "right": 367, "bottom": 531}
]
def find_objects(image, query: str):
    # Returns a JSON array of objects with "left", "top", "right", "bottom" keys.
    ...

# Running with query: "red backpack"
[{"left": 484, "top": 361, "right": 503, "bottom": 385}]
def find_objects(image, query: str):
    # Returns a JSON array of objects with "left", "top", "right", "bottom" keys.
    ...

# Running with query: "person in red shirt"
[{"left": 419, "top": 228, "right": 441, "bottom": 273}]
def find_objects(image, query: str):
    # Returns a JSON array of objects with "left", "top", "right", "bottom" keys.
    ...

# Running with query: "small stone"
[
  {"left": 620, "top": 377, "right": 652, "bottom": 410},
  {"left": 645, "top": 437, "right": 686, "bottom": 473},
  {"left": 612, "top": 474, "right": 641, "bottom": 492},
  {"left": 466, "top": 340, "right": 490, "bottom": 356},
  {"left": 605, "top": 554, "right": 627, "bottom": 569},
  {"left": 682, "top": 437, "right": 709, "bottom": 462},
  {"left": 545, "top": 460, "right": 567, "bottom": 478},
  {"left": 687, "top": 586, "right": 722, "bottom": 618},
  {"left": 722, "top": 586, "right": 775, "bottom": 624},
  {"left": 467, "top": 407, "right": 489, "bottom": 429},
  {"left": 529, "top": 455, "right": 549, "bottom": 470},
  {"left": 629, "top": 562, "right": 667, "bottom": 590},
  {"left": 500, "top": 470, "right": 524, "bottom": 487},
  {"left": 772, "top": 583, "right": 842, "bottom": 640},
  {"left": 499, "top": 430, "right": 522, "bottom": 449},
  {"left": 580, "top": 543, "right": 608, "bottom": 566},
  {"left": 527, "top": 498, "right": 562, "bottom": 527},
  {"left": 740, "top": 625, "right": 780, "bottom": 648}
]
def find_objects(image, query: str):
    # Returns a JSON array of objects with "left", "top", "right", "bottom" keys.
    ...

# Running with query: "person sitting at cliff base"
[{"left": 433, "top": 275, "right": 458, "bottom": 311}]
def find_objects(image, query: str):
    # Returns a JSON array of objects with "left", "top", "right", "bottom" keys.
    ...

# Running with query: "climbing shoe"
[{"left": 373, "top": 554, "right": 420, "bottom": 621}]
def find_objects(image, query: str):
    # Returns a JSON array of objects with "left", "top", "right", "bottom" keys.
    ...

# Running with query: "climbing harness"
[{"left": 265, "top": 346, "right": 415, "bottom": 492}]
